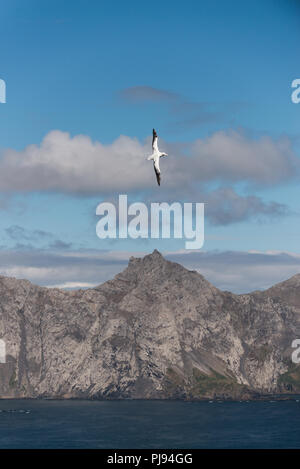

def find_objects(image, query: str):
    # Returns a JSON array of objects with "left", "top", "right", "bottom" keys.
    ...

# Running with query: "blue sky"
[{"left": 0, "top": 0, "right": 300, "bottom": 291}]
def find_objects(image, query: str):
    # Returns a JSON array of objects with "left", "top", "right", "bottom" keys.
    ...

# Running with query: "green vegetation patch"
[
  {"left": 190, "top": 368, "right": 248, "bottom": 399},
  {"left": 163, "top": 366, "right": 252, "bottom": 400},
  {"left": 278, "top": 363, "right": 300, "bottom": 390}
]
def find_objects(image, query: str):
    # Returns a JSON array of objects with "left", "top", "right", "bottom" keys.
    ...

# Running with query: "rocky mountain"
[{"left": 0, "top": 249, "right": 299, "bottom": 400}]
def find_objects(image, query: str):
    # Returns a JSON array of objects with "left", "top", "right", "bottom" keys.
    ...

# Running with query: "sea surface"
[{"left": 0, "top": 399, "right": 299, "bottom": 449}]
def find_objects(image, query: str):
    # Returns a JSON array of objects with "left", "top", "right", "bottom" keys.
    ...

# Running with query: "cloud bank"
[
  {"left": 0, "top": 129, "right": 296, "bottom": 225},
  {"left": 0, "top": 247, "right": 300, "bottom": 293},
  {"left": 0, "top": 129, "right": 297, "bottom": 191}
]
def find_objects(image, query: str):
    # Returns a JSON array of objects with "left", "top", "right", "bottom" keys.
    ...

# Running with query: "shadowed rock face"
[{"left": 0, "top": 249, "right": 300, "bottom": 400}]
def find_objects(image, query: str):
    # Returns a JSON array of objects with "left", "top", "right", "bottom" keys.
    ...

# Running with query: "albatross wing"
[
  {"left": 154, "top": 159, "right": 161, "bottom": 186},
  {"left": 152, "top": 128, "right": 158, "bottom": 152}
]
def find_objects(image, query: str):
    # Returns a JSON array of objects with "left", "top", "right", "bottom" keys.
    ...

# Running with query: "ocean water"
[{"left": 0, "top": 399, "right": 299, "bottom": 449}]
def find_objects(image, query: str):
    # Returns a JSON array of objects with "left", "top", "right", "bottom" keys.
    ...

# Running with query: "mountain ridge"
[{"left": 0, "top": 250, "right": 299, "bottom": 400}]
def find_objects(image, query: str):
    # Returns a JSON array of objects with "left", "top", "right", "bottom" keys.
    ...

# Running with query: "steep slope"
[{"left": 0, "top": 250, "right": 299, "bottom": 399}]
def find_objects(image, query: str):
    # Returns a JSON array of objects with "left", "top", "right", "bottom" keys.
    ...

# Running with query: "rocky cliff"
[{"left": 0, "top": 250, "right": 299, "bottom": 400}]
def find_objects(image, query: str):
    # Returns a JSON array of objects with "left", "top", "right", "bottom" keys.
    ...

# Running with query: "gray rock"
[{"left": 0, "top": 249, "right": 299, "bottom": 400}]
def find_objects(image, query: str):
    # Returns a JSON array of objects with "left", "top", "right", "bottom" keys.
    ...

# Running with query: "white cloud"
[
  {"left": 190, "top": 130, "right": 298, "bottom": 185},
  {"left": 0, "top": 129, "right": 297, "bottom": 195},
  {"left": 0, "top": 131, "right": 152, "bottom": 194},
  {"left": 0, "top": 129, "right": 295, "bottom": 226}
]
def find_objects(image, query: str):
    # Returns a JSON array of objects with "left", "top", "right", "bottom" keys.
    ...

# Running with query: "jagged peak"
[
  {"left": 129, "top": 250, "right": 164, "bottom": 265},
  {"left": 115, "top": 249, "right": 216, "bottom": 293},
  {"left": 151, "top": 249, "right": 163, "bottom": 257},
  {"left": 145, "top": 249, "right": 164, "bottom": 261}
]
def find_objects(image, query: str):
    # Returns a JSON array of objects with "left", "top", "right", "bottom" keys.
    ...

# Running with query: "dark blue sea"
[{"left": 0, "top": 399, "right": 299, "bottom": 449}]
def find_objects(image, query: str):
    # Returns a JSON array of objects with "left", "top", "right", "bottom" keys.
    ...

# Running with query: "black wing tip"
[{"left": 155, "top": 171, "right": 161, "bottom": 186}]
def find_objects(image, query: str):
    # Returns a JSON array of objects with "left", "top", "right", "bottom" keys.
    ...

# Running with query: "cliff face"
[{"left": 0, "top": 249, "right": 299, "bottom": 400}]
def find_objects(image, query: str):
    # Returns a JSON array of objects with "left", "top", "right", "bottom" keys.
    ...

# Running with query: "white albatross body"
[{"left": 147, "top": 128, "right": 168, "bottom": 186}]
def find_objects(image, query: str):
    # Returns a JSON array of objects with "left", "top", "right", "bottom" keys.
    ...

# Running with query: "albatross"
[{"left": 147, "top": 128, "right": 168, "bottom": 186}]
